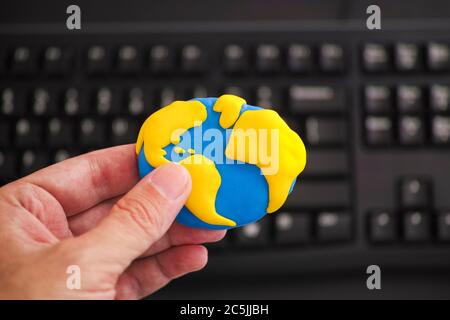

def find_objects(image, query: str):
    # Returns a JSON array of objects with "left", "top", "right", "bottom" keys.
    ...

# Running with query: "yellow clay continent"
[
  {"left": 136, "top": 100, "right": 207, "bottom": 166},
  {"left": 225, "top": 109, "right": 307, "bottom": 213},
  {"left": 213, "top": 94, "right": 246, "bottom": 129},
  {"left": 179, "top": 154, "right": 236, "bottom": 227}
]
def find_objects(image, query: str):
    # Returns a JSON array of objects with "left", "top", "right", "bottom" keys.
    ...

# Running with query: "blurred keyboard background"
[{"left": 2, "top": 0, "right": 450, "bottom": 299}]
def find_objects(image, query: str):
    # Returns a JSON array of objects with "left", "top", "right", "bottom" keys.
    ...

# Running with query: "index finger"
[{"left": 18, "top": 144, "right": 140, "bottom": 216}]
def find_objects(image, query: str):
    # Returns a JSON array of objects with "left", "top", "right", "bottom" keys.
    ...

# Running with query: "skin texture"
[{"left": 0, "top": 144, "right": 226, "bottom": 299}]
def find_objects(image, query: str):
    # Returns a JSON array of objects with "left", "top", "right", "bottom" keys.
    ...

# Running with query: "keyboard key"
[
  {"left": 289, "top": 85, "right": 345, "bottom": 114},
  {"left": 47, "top": 118, "right": 74, "bottom": 147},
  {"left": 31, "top": 88, "right": 56, "bottom": 116},
  {"left": 369, "top": 210, "right": 397, "bottom": 243},
  {"left": 223, "top": 44, "right": 248, "bottom": 74},
  {"left": 111, "top": 118, "right": 138, "bottom": 145},
  {"left": 437, "top": 211, "right": 450, "bottom": 241},
  {"left": 148, "top": 45, "right": 175, "bottom": 74},
  {"left": 79, "top": 118, "right": 106, "bottom": 147},
  {"left": 399, "top": 116, "right": 424, "bottom": 145},
  {"left": 117, "top": 45, "right": 141, "bottom": 74},
  {"left": 126, "top": 87, "right": 149, "bottom": 116},
  {"left": 0, "top": 150, "right": 17, "bottom": 180},
  {"left": 430, "top": 84, "right": 450, "bottom": 113},
  {"left": 364, "top": 85, "right": 392, "bottom": 114},
  {"left": 20, "top": 150, "right": 48, "bottom": 176},
  {"left": 53, "top": 149, "right": 78, "bottom": 163},
  {"left": 395, "top": 43, "right": 422, "bottom": 71},
  {"left": 255, "top": 86, "right": 280, "bottom": 110},
  {"left": 427, "top": 42, "right": 450, "bottom": 71},
  {"left": 403, "top": 211, "right": 431, "bottom": 242},
  {"left": 275, "top": 212, "right": 311, "bottom": 244},
  {"left": 86, "top": 45, "right": 111, "bottom": 75},
  {"left": 397, "top": 85, "right": 423, "bottom": 113},
  {"left": 11, "top": 46, "right": 37, "bottom": 75},
  {"left": 365, "top": 116, "right": 392, "bottom": 146},
  {"left": 316, "top": 212, "right": 351, "bottom": 242},
  {"left": 319, "top": 43, "right": 344, "bottom": 72},
  {"left": 234, "top": 219, "right": 270, "bottom": 247},
  {"left": 181, "top": 45, "right": 206, "bottom": 74},
  {"left": 43, "top": 46, "right": 73, "bottom": 75},
  {"left": 93, "top": 87, "right": 120, "bottom": 115},
  {"left": 303, "top": 150, "right": 347, "bottom": 176},
  {"left": 432, "top": 116, "right": 450, "bottom": 144},
  {"left": 158, "top": 87, "right": 180, "bottom": 107},
  {"left": 15, "top": 119, "right": 42, "bottom": 147},
  {"left": 362, "top": 43, "right": 390, "bottom": 72},
  {"left": 63, "top": 88, "right": 87, "bottom": 115},
  {"left": 285, "top": 181, "right": 350, "bottom": 208},
  {"left": 256, "top": 44, "right": 281, "bottom": 73},
  {"left": 400, "top": 178, "right": 430, "bottom": 208},
  {"left": 305, "top": 117, "right": 346, "bottom": 146},
  {"left": 287, "top": 44, "right": 313, "bottom": 73},
  {"left": 1, "top": 88, "right": 26, "bottom": 116}
]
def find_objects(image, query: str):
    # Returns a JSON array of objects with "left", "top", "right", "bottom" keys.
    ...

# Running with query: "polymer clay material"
[{"left": 136, "top": 94, "right": 307, "bottom": 230}]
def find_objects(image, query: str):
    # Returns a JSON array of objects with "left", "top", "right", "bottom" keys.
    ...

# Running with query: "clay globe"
[{"left": 136, "top": 95, "right": 306, "bottom": 230}]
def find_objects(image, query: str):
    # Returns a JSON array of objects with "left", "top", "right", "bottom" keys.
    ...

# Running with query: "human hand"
[{"left": 0, "top": 144, "right": 225, "bottom": 299}]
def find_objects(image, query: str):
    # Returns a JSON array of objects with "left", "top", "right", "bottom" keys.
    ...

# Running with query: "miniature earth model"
[{"left": 136, "top": 94, "right": 307, "bottom": 230}]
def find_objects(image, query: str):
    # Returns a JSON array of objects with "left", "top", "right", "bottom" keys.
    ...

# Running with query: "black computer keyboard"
[{"left": 2, "top": 27, "right": 450, "bottom": 283}]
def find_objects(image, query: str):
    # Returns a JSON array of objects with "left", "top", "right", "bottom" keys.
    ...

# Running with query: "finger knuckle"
[{"left": 114, "top": 195, "right": 163, "bottom": 238}]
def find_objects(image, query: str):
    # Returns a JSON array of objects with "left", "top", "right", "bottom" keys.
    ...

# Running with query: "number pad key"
[
  {"left": 430, "top": 85, "right": 450, "bottom": 113},
  {"left": 397, "top": 85, "right": 423, "bottom": 114},
  {"left": 362, "top": 43, "right": 390, "bottom": 72},
  {"left": 432, "top": 116, "right": 450, "bottom": 145},
  {"left": 369, "top": 210, "right": 397, "bottom": 243},
  {"left": 365, "top": 85, "right": 392, "bottom": 115},
  {"left": 399, "top": 116, "right": 425, "bottom": 145},
  {"left": 403, "top": 211, "right": 431, "bottom": 242},
  {"left": 395, "top": 43, "right": 422, "bottom": 71},
  {"left": 365, "top": 116, "right": 392, "bottom": 146},
  {"left": 400, "top": 178, "right": 430, "bottom": 208}
]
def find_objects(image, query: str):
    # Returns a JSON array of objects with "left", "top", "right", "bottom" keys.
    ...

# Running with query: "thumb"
[{"left": 75, "top": 162, "right": 191, "bottom": 270}]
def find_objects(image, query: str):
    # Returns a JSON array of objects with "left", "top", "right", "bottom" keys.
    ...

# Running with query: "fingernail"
[{"left": 149, "top": 163, "right": 189, "bottom": 200}]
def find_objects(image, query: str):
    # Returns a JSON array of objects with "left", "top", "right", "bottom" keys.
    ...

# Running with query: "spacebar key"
[{"left": 285, "top": 181, "right": 350, "bottom": 207}]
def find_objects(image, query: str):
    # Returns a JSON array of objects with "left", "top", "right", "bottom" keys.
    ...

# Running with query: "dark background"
[
  {"left": 3, "top": 0, "right": 450, "bottom": 24},
  {"left": 2, "top": 0, "right": 450, "bottom": 299}
]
